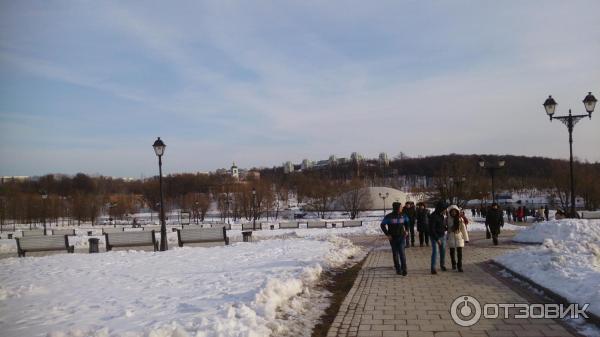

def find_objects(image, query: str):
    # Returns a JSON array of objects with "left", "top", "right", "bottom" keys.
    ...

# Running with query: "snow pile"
[
  {"left": 495, "top": 219, "right": 600, "bottom": 317},
  {"left": 0, "top": 236, "right": 362, "bottom": 337}
]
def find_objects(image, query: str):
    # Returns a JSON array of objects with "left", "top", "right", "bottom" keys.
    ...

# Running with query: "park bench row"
[{"left": 15, "top": 227, "right": 229, "bottom": 257}]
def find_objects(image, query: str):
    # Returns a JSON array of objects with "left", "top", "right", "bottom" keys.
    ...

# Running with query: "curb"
[{"left": 489, "top": 260, "right": 600, "bottom": 327}]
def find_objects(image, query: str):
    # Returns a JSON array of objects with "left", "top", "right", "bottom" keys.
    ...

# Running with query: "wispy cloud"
[{"left": 1, "top": 1, "right": 599, "bottom": 176}]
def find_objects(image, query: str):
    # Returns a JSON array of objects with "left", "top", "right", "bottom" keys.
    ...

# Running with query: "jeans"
[
  {"left": 405, "top": 223, "right": 415, "bottom": 247},
  {"left": 419, "top": 231, "right": 429, "bottom": 246},
  {"left": 389, "top": 236, "right": 407, "bottom": 273},
  {"left": 430, "top": 237, "right": 445, "bottom": 271},
  {"left": 449, "top": 247, "right": 463, "bottom": 270}
]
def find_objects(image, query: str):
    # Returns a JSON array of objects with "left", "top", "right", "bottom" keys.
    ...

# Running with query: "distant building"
[
  {"left": 301, "top": 159, "right": 314, "bottom": 170},
  {"left": 230, "top": 162, "right": 239, "bottom": 180},
  {"left": 328, "top": 155, "right": 337, "bottom": 166},
  {"left": 350, "top": 152, "right": 363, "bottom": 163},
  {"left": 283, "top": 161, "right": 295, "bottom": 174},
  {"left": 0, "top": 176, "right": 30, "bottom": 184},
  {"left": 378, "top": 152, "right": 390, "bottom": 166}
]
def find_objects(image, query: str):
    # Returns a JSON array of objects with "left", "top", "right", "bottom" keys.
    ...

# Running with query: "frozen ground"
[
  {"left": 0, "top": 236, "right": 363, "bottom": 337},
  {"left": 495, "top": 219, "right": 600, "bottom": 317}
]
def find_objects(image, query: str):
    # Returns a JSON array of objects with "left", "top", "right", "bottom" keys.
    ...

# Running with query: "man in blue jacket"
[{"left": 381, "top": 202, "right": 410, "bottom": 276}]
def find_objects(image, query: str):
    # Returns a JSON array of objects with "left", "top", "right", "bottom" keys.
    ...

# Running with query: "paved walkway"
[{"left": 328, "top": 232, "right": 576, "bottom": 337}]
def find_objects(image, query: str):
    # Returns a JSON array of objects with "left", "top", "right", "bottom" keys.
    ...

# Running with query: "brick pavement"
[{"left": 328, "top": 232, "right": 576, "bottom": 337}]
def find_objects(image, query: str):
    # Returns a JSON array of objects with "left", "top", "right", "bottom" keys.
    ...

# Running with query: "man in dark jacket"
[
  {"left": 416, "top": 202, "right": 430, "bottom": 247},
  {"left": 403, "top": 201, "right": 417, "bottom": 247},
  {"left": 544, "top": 205, "right": 550, "bottom": 221},
  {"left": 381, "top": 202, "right": 410, "bottom": 276},
  {"left": 428, "top": 202, "right": 448, "bottom": 274},
  {"left": 486, "top": 203, "right": 504, "bottom": 245}
]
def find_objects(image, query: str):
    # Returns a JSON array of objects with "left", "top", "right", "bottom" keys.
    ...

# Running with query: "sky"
[{"left": 1, "top": 1, "right": 599, "bottom": 178}]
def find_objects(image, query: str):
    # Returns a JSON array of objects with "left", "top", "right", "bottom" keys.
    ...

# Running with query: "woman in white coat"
[{"left": 446, "top": 205, "right": 469, "bottom": 272}]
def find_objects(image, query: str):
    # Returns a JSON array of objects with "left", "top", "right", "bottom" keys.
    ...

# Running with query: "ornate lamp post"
[
  {"left": 543, "top": 92, "right": 596, "bottom": 218},
  {"left": 152, "top": 137, "right": 168, "bottom": 251},
  {"left": 378, "top": 192, "right": 389, "bottom": 215},
  {"left": 479, "top": 159, "right": 505, "bottom": 203},
  {"left": 252, "top": 187, "right": 257, "bottom": 230}
]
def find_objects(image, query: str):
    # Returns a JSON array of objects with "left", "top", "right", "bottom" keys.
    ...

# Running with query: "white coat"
[{"left": 445, "top": 215, "right": 469, "bottom": 248}]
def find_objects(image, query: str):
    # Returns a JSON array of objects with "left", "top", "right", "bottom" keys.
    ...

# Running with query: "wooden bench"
[
  {"left": 52, "top": 229, "right": 76, "bottom": 236},
  {"left": 143, "top": 225, "right": 161, "bottom": 231},
  {"left": 279, "top": 221, "right": 299, "bottom": 229},
  {"left": 16, "top": 235, "right": 74, "bottom": 257},
  {"left": 342, "top": 220, "right": 363, "bottom": 227},
  {"left": 22, "top": 229, "right": 45, "bottom": 237},
  {"left": 306, "top": 220, "right": 328, "bottom": 229},
  {"left": 177, "top": 227, "right": 229, "bottom": 247},
  {"left": 104, "top": 231, "right": 157, "bottom": 251},
  {"left": 209, "top": 223, "right": 231, "bottom": 230},
  {"left": 241, "top": 223, "right": 263, "bottom": 230},
  {"left": 102, "top": 227, "right": 125, "bottom": 234}
]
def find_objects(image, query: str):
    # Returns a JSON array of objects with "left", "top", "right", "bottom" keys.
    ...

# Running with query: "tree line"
[{"left": 1, "top": 154, "right": 598, "bottom": 226}]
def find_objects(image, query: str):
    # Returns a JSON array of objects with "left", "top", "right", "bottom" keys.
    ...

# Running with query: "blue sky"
[{"left": 1, "top": 1, "right": 599, "bottom": 177}]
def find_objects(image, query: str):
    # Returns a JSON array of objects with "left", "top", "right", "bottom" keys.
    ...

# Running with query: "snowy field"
[
  {"left": 495, "top": 219, "right": 600, "bottom": 317},
  {"left": 0, "top": 236, "right": 363, "bottom": 337}
]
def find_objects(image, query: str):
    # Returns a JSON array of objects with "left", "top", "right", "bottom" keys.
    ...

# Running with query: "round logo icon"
[{"left": 451, "top": 295, "right": 482, "bottom": 327}]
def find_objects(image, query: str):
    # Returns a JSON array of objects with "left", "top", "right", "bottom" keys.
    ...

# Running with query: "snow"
[
  {"left": 495, "top": 219, "right": 600, "bottom": 317},
  {"left": 0, "top": 236, "right": 363, "bottom": 337}
]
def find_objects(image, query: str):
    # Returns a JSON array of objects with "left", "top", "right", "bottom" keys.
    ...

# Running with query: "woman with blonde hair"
[{"left": 446, "top": 205, "right": 469, "bottom": 272}]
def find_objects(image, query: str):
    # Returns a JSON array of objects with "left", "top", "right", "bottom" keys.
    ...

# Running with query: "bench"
[
  {"left": 104, "top": 231, "right": 158, "bottom": 251},
  {"left": 102, "top": 227, "right": 125, "bottom": 234},
  {"left": 176, "top": 227, "right": 229, "bottom": 247},
  {"left": 16, "top": 235, "right": 74, "bottom": 257},
  {"left": 22, "top": 229, "right": 45, "bottom": 237},
  {"left": 241, "top": 223, "right": 262, "bottom": 230},
  {"left": 342, "top": 220, "right": 363, "bottom": 227},
  {"left": 52, "top": 229, "right": 76, "bottom": 236},
  {"left": 279, "top": 221, "right": 299, "bottom": 229},
  {"left": 209, "top": 223, "right": 231, "bottom": 230},
  {"left": 143, "top": 225, "right": 161, "bottom": 231},
  {"left": 580, "top": 211, "right": 600, "bottom": 219},
  {"left": 306, "top": 220, "right": 328, "bottom": 229}
]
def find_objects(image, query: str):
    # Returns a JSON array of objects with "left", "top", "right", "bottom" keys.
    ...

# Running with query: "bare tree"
[{"left": 338, "top": 179, "right": 372, "bottom": 219}]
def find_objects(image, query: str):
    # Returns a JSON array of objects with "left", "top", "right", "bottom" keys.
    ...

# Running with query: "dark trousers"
[
  {"left": 418, "top": 230, "right": 429, "bottom": 246},
  {"left": 405, "top": 223, "right": 415, "bottom": 247},
  {"left": 389, "top": 236, "right": 407, "bottom": 273},
  {"left": 449, "top": 247, "right": 463, "bottom": 269}
]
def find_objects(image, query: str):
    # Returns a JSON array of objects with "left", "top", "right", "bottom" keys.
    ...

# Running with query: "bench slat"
[
  {"left": 105, "top": 231, "right": 157, "bottom": 251},
  {"left": 306, "top": 221, "right": 327, "bottom": 228},
  {"left": 22, "top": 229, "right": 45, "bottom": 237},
  {"left": 16, "top": 235, "right": 73, "bottom": 257},
  {"left": 52, "top": 229, "right": 76, "bottom": 235},
  {"left": 342, "top": 220, "right": 363, "bottom": 227},
  {"left": 279, "top": 221, "right": 299, "bottom": 229},
  {"left": 177, "top": 228, "right": 228, "bottom": 247}
]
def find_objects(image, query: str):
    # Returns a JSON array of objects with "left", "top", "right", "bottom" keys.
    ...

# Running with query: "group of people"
[{"left": 381, "top": 201, "right": 505, "bottom": 276}]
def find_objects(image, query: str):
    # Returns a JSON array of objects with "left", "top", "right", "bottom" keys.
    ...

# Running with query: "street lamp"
[
  {"left": 40, "top": 190, "right": 48, "bottom": 235},
  {"left": 378, "top": 192, "right": 389, "bottom": 215},
  {"left": 252, "top": 187, "right": 257, "bottom": 230},
  {"left": 152, "top": 137, "right": 168, "bottom": 251},
  {"left": 479, "top": 159, "right": 505, "bottom": 203},
  {"left": 542, "top": 92, "right": 596, "bottom": 218}
]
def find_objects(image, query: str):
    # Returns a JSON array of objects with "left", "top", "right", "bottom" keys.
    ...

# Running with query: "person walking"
[
  {"left": 446, "top": 205, "right": 469, "bottom": 272},
  {"left": 544, "top": 205, "right": 550, "bottom": 221},
  {"left": 415, "top": 202, "right": 430, "bottom": 247},
  {"left": 403, "top": 201, "right": 417, "bottom": 248},
  {"left": 486, "top": 202, "right": 504, "bottom": 245},
  {"left": 428, "top": 202, "right": 448, "bottom": 274},
  {"left": 381, "top": 202, "right": 410, "bottom": 276}
]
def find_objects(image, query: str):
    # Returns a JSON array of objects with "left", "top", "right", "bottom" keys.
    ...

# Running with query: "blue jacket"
[{"left": 380, "top": 212, "right": 410, "bottom": 237}]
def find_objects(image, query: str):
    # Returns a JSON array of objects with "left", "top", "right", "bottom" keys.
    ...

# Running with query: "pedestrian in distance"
[
  {"left": 415, "top": 202, "right": 430, "bottom": 247},
  {"left": 485, "top": 203, "right": 504, "bottom": 245},
  {"left": 544, "top": 205, "right": 550, "bottom": 221},
  {"left": 380, "top": 202, "right": 410, "bottom": 276},
  {"left": 403, "top": 201, "right": 417, "bottom": 248},
  {"left": 446, "top": 205, "right": 469, "bottom": 272},
  {"left": 428, "top": 201, "right": 448, "bottom": 274},
  {"left": 459, "top": 209, "right": 469, "bottom": 228}
]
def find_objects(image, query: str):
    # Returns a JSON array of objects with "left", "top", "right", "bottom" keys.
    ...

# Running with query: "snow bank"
[
  {"left": 0, "top": 236, "right": 362, "bottom": 337},
  {"left": 495, "top": 219, "right": 600, "bottom": 317}
]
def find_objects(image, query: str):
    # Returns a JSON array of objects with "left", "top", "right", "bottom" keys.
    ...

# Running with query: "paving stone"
[{"left": 325, "top": 232, "right": 576, "bottom": 337}]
